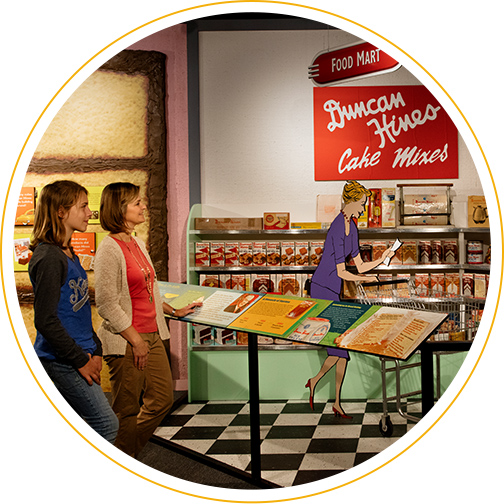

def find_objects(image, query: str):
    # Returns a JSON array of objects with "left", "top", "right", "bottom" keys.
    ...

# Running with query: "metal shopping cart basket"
[{"left": 356, "top": 278, "right": 484, "bottom": 437}]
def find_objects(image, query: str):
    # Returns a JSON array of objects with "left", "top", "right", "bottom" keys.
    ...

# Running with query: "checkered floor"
[{"left": 154, "top": 398, "right": 422, "bottom": 487}]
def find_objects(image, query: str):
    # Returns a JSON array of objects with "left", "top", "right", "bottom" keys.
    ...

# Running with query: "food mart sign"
[
  {"left": 313, "top": 86, "right": 459, "bottom": 181},
  {"left": 308, "top": 42, "right": 401, "bottom": 86}
]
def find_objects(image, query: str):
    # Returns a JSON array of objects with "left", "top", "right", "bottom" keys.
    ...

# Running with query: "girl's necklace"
[{"left": 123, "top": 238, "right": 154, "bottom": 303}]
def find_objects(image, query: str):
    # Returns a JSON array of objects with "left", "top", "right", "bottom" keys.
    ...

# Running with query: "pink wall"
[{"left": 128, "top": 24, "right": 190, "bottom": 390}]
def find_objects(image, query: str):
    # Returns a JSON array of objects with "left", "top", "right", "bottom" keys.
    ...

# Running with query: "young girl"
[{"left": 29, "top": 180, "right": 118, "bottom": 443}]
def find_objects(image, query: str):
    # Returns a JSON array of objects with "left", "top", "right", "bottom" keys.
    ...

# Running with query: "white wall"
[{"left": 198, "top": 29, "right": 482, "bottom": 224}]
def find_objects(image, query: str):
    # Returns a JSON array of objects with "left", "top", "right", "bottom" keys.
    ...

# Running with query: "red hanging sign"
[
  {"left": 313, "top": 86, "right": 459, "bottom": 181},
  {"left": 309, "top": 42, "right": 401, "bottom": 86}
]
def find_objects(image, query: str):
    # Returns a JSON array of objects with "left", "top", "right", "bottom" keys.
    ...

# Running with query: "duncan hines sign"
[
  {"left": 313, "top": 86, "right": 459, "bottom": 181},
  {"left": 308, "top": 42, "right": 401, "bottom": 86}
]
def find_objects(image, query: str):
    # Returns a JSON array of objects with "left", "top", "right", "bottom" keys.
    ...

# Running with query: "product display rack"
[{"left": 185, "top": 204, "right": 489, "bottom": 402}]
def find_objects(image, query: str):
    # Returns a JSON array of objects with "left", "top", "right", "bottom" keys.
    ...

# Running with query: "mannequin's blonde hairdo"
[{"left": 342, "top": 180, "right": 371, "bottom": 204}]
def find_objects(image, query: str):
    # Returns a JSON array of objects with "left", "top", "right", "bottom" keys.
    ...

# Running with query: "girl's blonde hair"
[
  {"left": 99, "top": 182, "right": 141, "bottom": 234},
  {"left": 342, "top": 180, "right": 371, "bottom": 204},
  {"left": 30, "top": 180, "right": 88, "bottom": 251}
]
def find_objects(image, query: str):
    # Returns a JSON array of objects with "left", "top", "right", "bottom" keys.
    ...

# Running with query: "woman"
[
  {"left": 28, "top": 180, "right": 118, "bottom": 443},
  {"left": 306, "top": 180, "right": 395, "bottom": 418},
  {"left": 94, "top": 182, "right": 200, "bottom": 458}
]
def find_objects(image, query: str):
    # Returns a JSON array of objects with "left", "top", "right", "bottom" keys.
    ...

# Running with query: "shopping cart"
[{"left": 355, "top": 278, "right": 484, "bottom": 437}]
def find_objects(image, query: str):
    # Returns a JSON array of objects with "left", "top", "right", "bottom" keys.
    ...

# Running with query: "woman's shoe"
[
  {"left": 305, "top": 379, "right": 315, "bottom": 410},
  {"left": 332, "top": 405, "right": 353, "bottom": 420}
]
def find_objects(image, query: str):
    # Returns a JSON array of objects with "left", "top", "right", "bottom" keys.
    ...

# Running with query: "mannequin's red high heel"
[
  {"left": 332, "top": 405, "right": 353, "bottom": 420},
  {"left": 305, "top": 379, "right": 315, "bottom": 410}
]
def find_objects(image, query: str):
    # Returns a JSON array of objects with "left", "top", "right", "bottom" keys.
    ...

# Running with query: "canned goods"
[{"left": 467, "top": 240, "right": 483, "bottom": 264}]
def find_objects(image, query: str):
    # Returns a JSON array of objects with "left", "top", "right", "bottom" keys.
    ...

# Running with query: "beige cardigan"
[{"left": 94, "top": 235, "right": 169, "bottom": 356}]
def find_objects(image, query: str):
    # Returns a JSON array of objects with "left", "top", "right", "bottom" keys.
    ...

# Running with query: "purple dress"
[{"left": 311, "top": 212, "right": 360, "bottom": 359}]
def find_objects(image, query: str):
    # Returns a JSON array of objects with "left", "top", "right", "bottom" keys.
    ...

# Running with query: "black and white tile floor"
[{"left": 154, "top": 398, "right": 422, "bottom": 487}]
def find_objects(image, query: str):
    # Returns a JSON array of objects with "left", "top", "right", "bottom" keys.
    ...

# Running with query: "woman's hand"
[
  {"left": 119, "top": 326, "right": 150, "bottom": 370},
  {"left": 78, "top": 353, "right": 102, "bottom": 386},
  {"left": 381, "top": 246, "right": 396, "bottom": 264},
  {"left": 163, "top": 301, "right": 203, "bottom": 318},
  {"left": 361, "top": 274, "right": 379, "bottom": 283},
  {"left": 131, "top": 338, "right": 150, "bottom": 371}
]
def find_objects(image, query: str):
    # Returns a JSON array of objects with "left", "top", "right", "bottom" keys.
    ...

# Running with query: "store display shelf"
[
  {"left": 191, "top": 344, "right": 319, "bottom": 352},
  {"left": 191, "top": 265, "right": 317, "bottom": 273},
  {"left": 189, "top": 229, "right": 327, "bottom": 237},
  {"left": 190, "top": 226, "right": 490, "bottom": 237},
  {"left": 191, "top": 263, "right": 489, "bottom": 274}
]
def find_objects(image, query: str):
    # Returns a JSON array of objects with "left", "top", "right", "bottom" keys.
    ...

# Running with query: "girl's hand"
[{"left": 78, "top": 353, "right": 102, "bottom": 386}]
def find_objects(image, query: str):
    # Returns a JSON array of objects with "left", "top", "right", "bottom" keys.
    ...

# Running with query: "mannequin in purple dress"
[{"left": 306, "top": 181, "right": 395, "bottom": 418}]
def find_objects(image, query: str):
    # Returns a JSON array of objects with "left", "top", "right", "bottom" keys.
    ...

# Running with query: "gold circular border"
[{"left": 1, "top": 1, "right": 502, "bottom": 502}]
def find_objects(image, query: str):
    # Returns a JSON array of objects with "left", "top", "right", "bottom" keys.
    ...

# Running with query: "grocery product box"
[
  {"left": 474, "top": 273, "right": 487, "bottom": 299},
  {"left": 396, "top": 273, "right": 411, "bottom": 297},
  {"left": 368, "top": 189, "right": 382, "bottom": 228},
  {"left": 445, "top": 273, "right": 460, "bottom": 295},
  {"left": 251, "top": 274, "right": 273, "bottom": 293},
  {"left": 403, "top": 193, "right": 449, "bottom": 225},
  {"left": 199, "top": 274, "right": 223, "bottom": 288},
  {"left": 431, "top": 240, "right": 442, "bottom": 264},
  {"left": 266, "top": 242, "right": 281, "bottom": 266},
  {"left": 194, "top": 218, "right": 263, "bottom": 230},
  {"left": 225, "top": 242, "right": 240, "bottom": 267},
  {"left": 230, "top": 274, "right": 246, "bottom": 291},
  {"left": 418, "top": 240, "right": 432, "bottom": 265},
  {"left": 214, "top": 328, "right": 237, "bottom": 346},
  {"left": 442, "top": 239, "right": 459, "bottom": 264},
  {"left": 239, "top": 242, "right": 253, "bottom": 266},
  {"left": 210, "top": 242, "right": 225, "bottom": 267},
  {"left": 357, "top": 200, "right": 369, "bottom": 228},
  {"left": 278, "top": 274, "right": 301, "bottom": 296},
  {"left": 220, "top": 274, "right": 232, "bottom": 290},
  {"left": 468, "top": 195, "right": 489, "bottom": 228},
  {"left": 372, "top": 240, "right": 387, "bottom": 261},
  {"left": 263, "top": 212, "right": 290, "bottom": 230},
  {"left": 195, "top": 242, "right": 210, "bottom": 267},
  {"left": 381, "top": 188, "right": 396, "bottom": 227},
  {"left": 462, "top": 273, "right": 474, "bottom": 297},
  {"left": 402, "top": 240, "right": 418, "bottom": 264},
  {"left": 192, "top": 324, "right": 214, "bottom": 346},
  {"left": 415, "top": 273, "right": 430, "bottom": 296},
  {"left": 431, "top": 273, "right": 445, "bottom": 295},
  {"left": 309, "top": 241, "right": 324, "bottom": 265},
  {"left": 252, "top": 241, "right": 267, "bottom": 267},
  {"left": 291, "top": 222, "right": 329, "bottom": 229},
  {"left": 360, "top": 240, "right": 373, "bottom": 262},
  {"left": 295, "top": 241, "right": 309, "bottom": 266},
  {"left": 281, "top": 241, "right": 296, "bottom": 266}
]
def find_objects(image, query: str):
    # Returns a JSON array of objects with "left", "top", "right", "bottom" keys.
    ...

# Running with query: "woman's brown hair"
[
  {"left": 30, "top": 180, "right": 88, "bottom": 251},
  {"left": 99, "top": 182, "right": 141, "bottom": 234}
]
